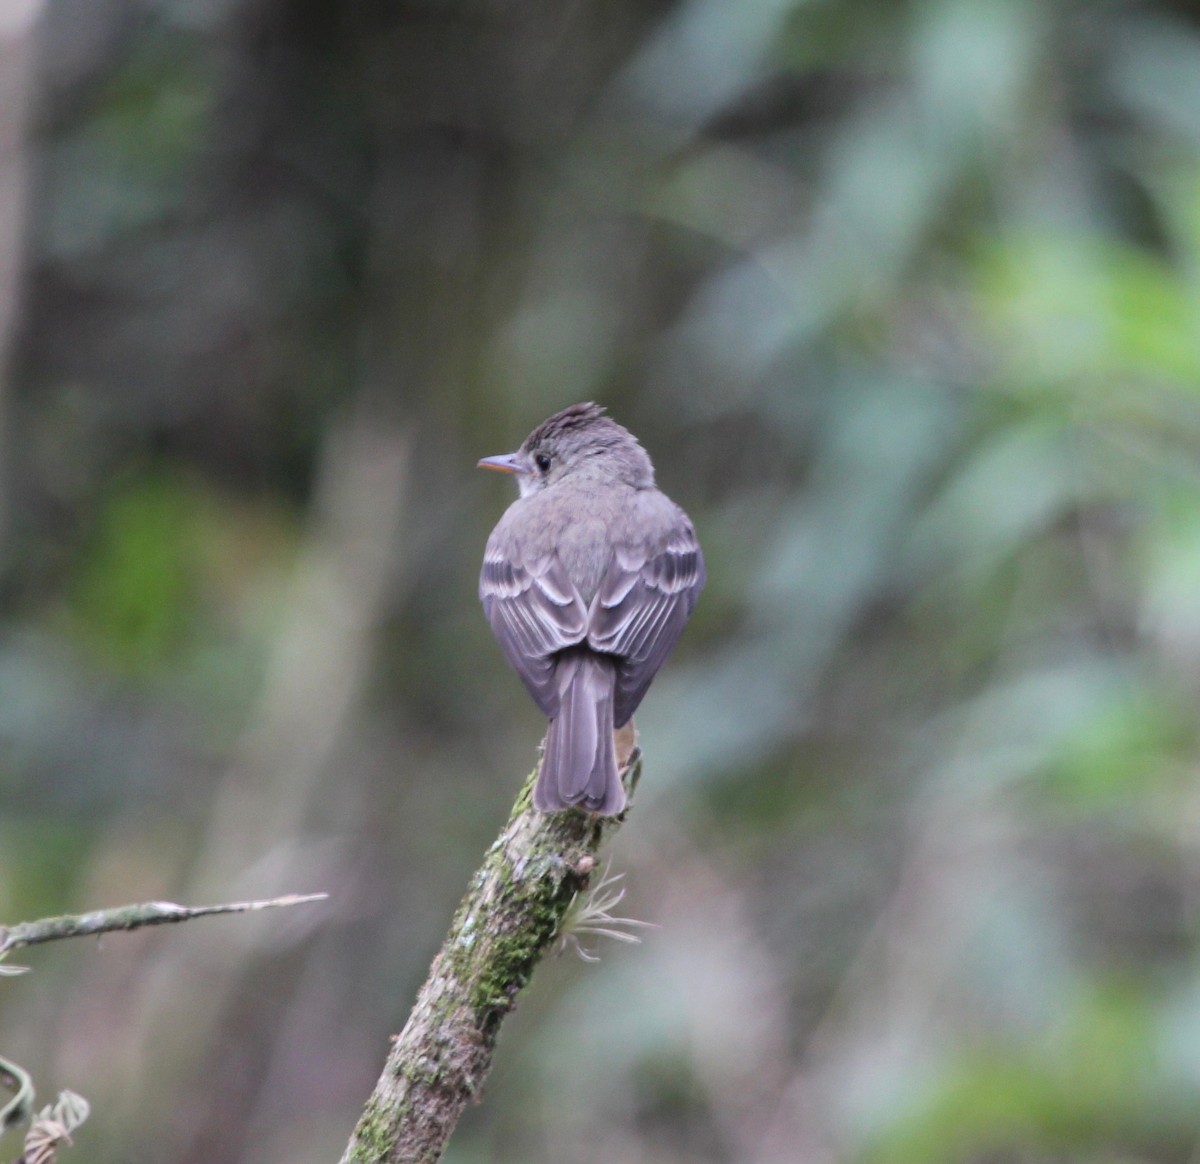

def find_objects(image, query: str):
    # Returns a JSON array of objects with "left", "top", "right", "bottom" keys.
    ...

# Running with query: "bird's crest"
[{"left": 522, "top": 402, "right": 607, "bottom": 450}]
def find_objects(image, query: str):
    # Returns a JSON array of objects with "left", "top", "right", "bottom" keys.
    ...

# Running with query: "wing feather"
[
  {"left": 588, "top": 521, "right": 705, "bottom": 726},
  {"left": 480, "top": 549, "right": 588, "bottom": 716}
]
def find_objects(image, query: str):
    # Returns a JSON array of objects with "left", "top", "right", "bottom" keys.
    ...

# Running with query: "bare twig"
[
  {"left": 0, "top": 890, "right": 325, "bottom": 1152},
  {"left": 0, "top": 893, "right": 328, "bottom": 963},
  {"left": 0, "top": 1052, "right": 32, "bottom": 1131},
  {"left": 339, "top": 733, "right": 641, "bottom": 1164}
]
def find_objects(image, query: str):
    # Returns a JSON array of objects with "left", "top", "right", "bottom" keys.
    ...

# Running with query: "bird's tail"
[{"left": 536, "top": 650, "right": 625, "bottom": 816}]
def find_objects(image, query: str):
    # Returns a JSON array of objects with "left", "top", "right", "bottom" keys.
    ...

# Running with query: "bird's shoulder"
[
  {"left": 486, "top": 480, "right": 619, "bottom": 552},
  {"left": 484, "top": 482, "right": 700, "bottom": 579},
  {"left": 611, "top": 486, "right": 700, "bottom": 553}
]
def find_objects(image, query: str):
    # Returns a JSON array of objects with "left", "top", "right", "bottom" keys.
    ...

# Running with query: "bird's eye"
[{"left": 534, "top": 453, "right": 552, "bottom": 473}]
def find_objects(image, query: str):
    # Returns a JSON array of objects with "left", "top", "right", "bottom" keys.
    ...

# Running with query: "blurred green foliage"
[
  {"left": 874, "top": 987, "right": 1176, "bottom": 1163},
  {"left": 68, "top": 473, "right": 208, "bottom": 672}
]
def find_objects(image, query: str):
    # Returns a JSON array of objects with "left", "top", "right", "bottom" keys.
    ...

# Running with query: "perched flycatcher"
[{"left": 477, "top": 402, "right": 705, "bottom": 815}]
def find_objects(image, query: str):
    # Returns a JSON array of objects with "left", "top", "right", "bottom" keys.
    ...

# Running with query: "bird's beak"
[{"left": 477, "top": 452, "right": 532, "bottom": 475}]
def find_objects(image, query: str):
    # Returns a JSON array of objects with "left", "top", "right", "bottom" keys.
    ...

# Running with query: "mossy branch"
[{"left": 339, "top": 731, "right": 641, "bottom": 1164}]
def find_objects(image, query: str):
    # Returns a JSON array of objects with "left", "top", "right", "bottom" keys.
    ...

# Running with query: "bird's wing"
[
  {"left": 588, "top": 519, "right": 705, "bottom": 727},
  {"left": 480, "top": 547, "right": 588, "bottom": 716}
]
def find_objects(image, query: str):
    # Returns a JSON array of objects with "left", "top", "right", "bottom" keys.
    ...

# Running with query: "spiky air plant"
[{"left": 556, "top": 864, "right": 658, "bottom": 963}]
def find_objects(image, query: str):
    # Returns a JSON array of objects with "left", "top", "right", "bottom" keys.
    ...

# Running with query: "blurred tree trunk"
[{"left": 0, "top": 0, "right": 41, "bottom": 551}]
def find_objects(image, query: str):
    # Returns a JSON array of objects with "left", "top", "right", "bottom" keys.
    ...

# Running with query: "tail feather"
[{"left": 536, "top": 651, "right": 624, "bottom": 816}]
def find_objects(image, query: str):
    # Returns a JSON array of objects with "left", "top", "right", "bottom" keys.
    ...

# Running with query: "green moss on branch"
[{"left": 339, "top": 749, "right": 639, "bottom": 1164}]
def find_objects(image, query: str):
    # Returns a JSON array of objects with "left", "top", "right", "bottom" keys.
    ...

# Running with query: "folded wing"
[
  {"left": 480, "top": 549, "right": 589, "bottom": 716},
  {"left": 588, "top": 521, "right": 705, "bottom": 727}
]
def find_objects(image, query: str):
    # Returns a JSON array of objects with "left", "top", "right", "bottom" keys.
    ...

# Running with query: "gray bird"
[{"left": 478, "top": 402, "right": 705, "bottom": 815}]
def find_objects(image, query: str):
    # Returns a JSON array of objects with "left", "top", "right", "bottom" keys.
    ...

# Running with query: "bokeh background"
[{"left": 3, "top": 0, "right": 1200, "bottom": 1161}]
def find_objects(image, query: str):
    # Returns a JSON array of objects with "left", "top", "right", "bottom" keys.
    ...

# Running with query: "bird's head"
[{"left": 477, "top": 403, "right": 654, "bottom": 497}]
